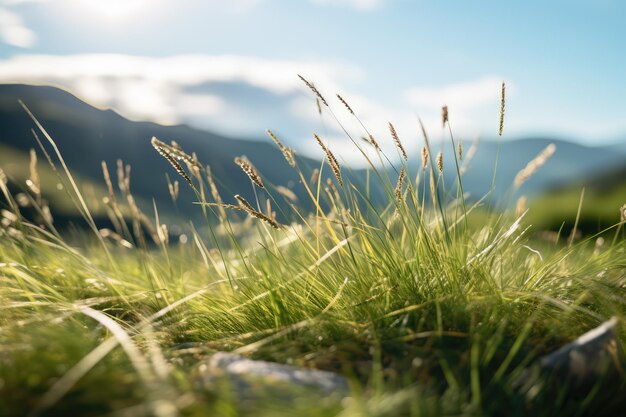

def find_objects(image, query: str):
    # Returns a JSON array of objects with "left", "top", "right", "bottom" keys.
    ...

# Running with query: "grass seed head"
[
  {"left": 388, "top": 122, "right": 408, "bottom": 161},
  {"left": 336, "top": 94, "right": 354, "bottom": 115},
  {"left": 235, "top": 194, "right": 283, "bottom": 229},
  {"left": 421, "top": 146, "right": 428, "bottom": 170},
  {"left": 314, "top": 134, "right": 343, "bottom": 187},
  {"left": 27, "top": 149, "right": 40, "bottom": 197},
  {"left": 266, "top": 130, "right": 296, "bottom": 167},
  {"left": 442, "top": 106, "right": 449, "bottom": 127},
  {"left": 234, "top": 156, "right": 265, "bottom": 189},
  {"left": 310, "top": 168, "right": 320, "bottom": 186},
  {"left": 168, "top": 179, "right": 179, "bottom": 202},
  {"left": 368, "top": 134, "right": 381, "bottom": 151},
  {"left": 298, "top": 74, "right": 328, "bottom": 107},
  {"left": 499, "top": 81, "right": 506, "bottom": 136},
  {"left": 437, "top": 151, "right": 443, "bottom": 173},
  {"left": 395, "top": 167, "right": 406, "bottom": 202},
  {"left": 206, "top": 166, "right": 226, "bottom": 220},
  {"left": 514, "top": 144, "right": 556, "bottom": 188},
  {"left": 516, "top": 195, "right": 527, "bottom": 218},
  {"left": 275, "top": 185, "right": 298, "bottom": 202}
]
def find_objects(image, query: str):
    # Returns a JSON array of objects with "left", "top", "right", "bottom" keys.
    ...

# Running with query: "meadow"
[{"left": 0, "top": 81, "right": 625, "bottom": 417}]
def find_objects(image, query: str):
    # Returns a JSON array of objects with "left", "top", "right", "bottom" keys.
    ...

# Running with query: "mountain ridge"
[{"left": 0, "top": 83, "right": 624, "bottom": 225}]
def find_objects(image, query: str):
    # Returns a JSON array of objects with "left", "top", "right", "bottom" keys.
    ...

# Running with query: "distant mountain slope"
[
  {"left": 0, "top": 84, "right": 624, "bottom": 226},
  {"left": 445, "top": 136, "right": 626, "bottom": 203},
  {"left": 0, "top": 84, "right": 329, "bottom": 224}
]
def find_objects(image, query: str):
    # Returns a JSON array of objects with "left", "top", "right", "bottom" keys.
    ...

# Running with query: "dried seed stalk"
[
  {"left": 314, "top": 134, "right": 343, "bottom": 187},
  {"left": 298, "top": 74, "right": 328, "bottom": 107},
  {"left": 266, "top": 130, "right": 296, "bottom": 167},
  {"left": 234, "top": 156, "right": 265, "bottom": 189},
  {"left": 336, "top": 94, "right": 354, "bottom": 114},
  {"left": 388, "top": 122, "right": 407, "bottom": 161},
  {"left": 235, "top": 194, "right": 282, "bottom": 229},
  {"left": 514, "top": 144, "right": 556, "bottom": 188},
  {"left": 395, "top": 167, "right": 406, "bottom": 202},
  {"left": 151, "top": 137, "right": 195, "bottom": 189}
]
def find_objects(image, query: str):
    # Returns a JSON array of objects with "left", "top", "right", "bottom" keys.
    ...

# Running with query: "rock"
[
  {"left": 516, "top": 317, "right": 625, "bottom": 399},
  {"left": 199, "top": 352, "right": 349, "bottom": 401}
]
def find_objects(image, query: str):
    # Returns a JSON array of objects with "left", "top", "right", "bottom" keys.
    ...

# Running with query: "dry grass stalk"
[
  {"left": 101, "top": 161, "right": 116, "bottom": 201},
  {"left": 514, "top": 144, "right": 556, "bottom": 188},
  {"left": 234, "top": 156, "right": 265, "bottom": 189},
  {"left": 336, "top": 94, "right": 354, "bottom": 115},
  {"left": 157, "top": 224, "right": 169, "bottom": 245},
  {"left": 516, "top": 195, "right": 527, "bottom": 218},
  {"left": 442, "top": 106, "right": 449, "bottom": 127},
  {"left": 100, "top": 161, "right": 127, "bottom": 237},
  {"left": 189, "top": 152, "right": 202, "bottom": 182},
  {"left": 266, "top": 130, "right": 296, "bottom": 167},
  {"left": 459, "top": 137, "right": 479, "bottom": 175},
  {"left": 151, "top": 137, "right": 200, "bottom": 170},
  {"left": 116, "top": 159, "right": 131, "bottom": 196},
  {"left": 368, "top": 134, "right": 381, "bottom": 151},
  {"left": 499, "top": 81, "right": 506, "bottom": 136},
  {"left": 206, "top": 166, "right": 226, "bottom": 220},
  {"left": 421, "top": 147, "right": 428, "bottom": 170},
  {"left": 314, "top": 134, "right": 343, "bottom": 187},
  {"left": 235, "top": 194, "right": 282, "bottom": 229},
  {"left": 275, "top": 185, "right": 298, "bottom": 202},
  {"left": 325, "top": 178, "right": 343, "bottom": 211},
  {"left": 310, "top": 168, "right": 320, "bottom": 187},
  {"left": 429, "top": 171, "right": 437, "bottom": 205},
  {"left": 298, "top": 75, "right": 328, "bottom": 107},
  {"left": 395, "top": 167, "right": 405, "bottom": 202},
  {"left": 437, "top": 152, "right": 443, "bottom": 173},
  {"left": 99, "top": 228, "right": 133, "bottom": 249},
  {"left": 151, "top": 137, "right": 194, "bottom": 189},
  {"left": 315, "top": 98, "right": 322, "bottom": 115},
  {"left": 27, "top": 149, "right": 41, "bottom": 198},
  {"left": 168, "top": 179, "right": 179, "bottom": 202},
  {"left": 388, "top": 123, "right": 408, "bottom": 161}
]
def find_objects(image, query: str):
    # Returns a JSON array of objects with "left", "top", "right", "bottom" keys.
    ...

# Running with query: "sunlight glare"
[{"left": 68, "top": 0, "right": 154, "bottom": 20}]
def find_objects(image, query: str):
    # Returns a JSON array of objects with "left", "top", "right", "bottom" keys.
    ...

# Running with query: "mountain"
[
  {"left": 0, "top": 84, "right": 332, "bottom": 227},
  {"left": 0, "top": 84, "right": 624, "bottom": 230},
  {"left": 440, "top": 136, "right": 626, "bottom": 204}
]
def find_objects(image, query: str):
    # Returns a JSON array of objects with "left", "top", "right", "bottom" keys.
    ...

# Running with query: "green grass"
[
  {"left": 527, "top": 182, "right": 626, "bottom": 236},
  {"left": 0, "top": 98, "right": 625, "bottom": 417}
]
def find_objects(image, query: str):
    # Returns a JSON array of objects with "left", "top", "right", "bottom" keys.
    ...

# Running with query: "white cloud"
[
  {"left": 0, "top": 7, "right": 36, "bottom": 47},
  {"left": 1, "top": 0, "right": 48, "bottom": 4},
  {"left": 0, "top": 53, "right": 511, "bottom": 165},
  {"left": 0, "top": 53, "right": 362, "bottom": 128},
  {"left": 309, "top": 0, "right": 386, "bottom": 11},
  {"left": 406, "top": 76, "right": 511, "bottom": 138},
  {"left": 407, "top": 76, "right": 504, "bottom": 109}
]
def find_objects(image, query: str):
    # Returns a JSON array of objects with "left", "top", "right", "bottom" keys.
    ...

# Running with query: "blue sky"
[{"left": 0, "top": 0, "right": 624, "bottom": 159}]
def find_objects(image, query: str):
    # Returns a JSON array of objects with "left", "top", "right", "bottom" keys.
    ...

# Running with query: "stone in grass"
[
  {"left": 517, "top": 317, "right": 625, "bottom": 399},
  {"left": 200, "top": 352, "right": 349, "bottom": 402}
]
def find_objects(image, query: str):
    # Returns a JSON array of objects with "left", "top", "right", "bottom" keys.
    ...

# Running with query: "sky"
[{"left": 0, "top": 0, "right": 624, "bottom": 160}]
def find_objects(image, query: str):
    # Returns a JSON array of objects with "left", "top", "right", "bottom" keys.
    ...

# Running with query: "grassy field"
[{"left": 1, "top": 91, "right": 625, "bottom": 417}]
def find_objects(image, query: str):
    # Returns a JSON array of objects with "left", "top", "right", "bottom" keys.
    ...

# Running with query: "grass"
[{"left": 0, "top": 89, "right": 625, "bottom": 417}]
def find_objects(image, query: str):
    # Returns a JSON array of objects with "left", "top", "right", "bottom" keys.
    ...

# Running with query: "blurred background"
[{"left": 0, "top": 0, "right": 624, "bottom": 235}]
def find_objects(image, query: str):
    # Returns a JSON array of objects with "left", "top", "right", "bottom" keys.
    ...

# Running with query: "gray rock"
[
  {"left": 199, "top": 352, "right": 349, "bottom": 401},
  {"left": 517, "top": 317, "right": 625, "bottom": 398}
]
